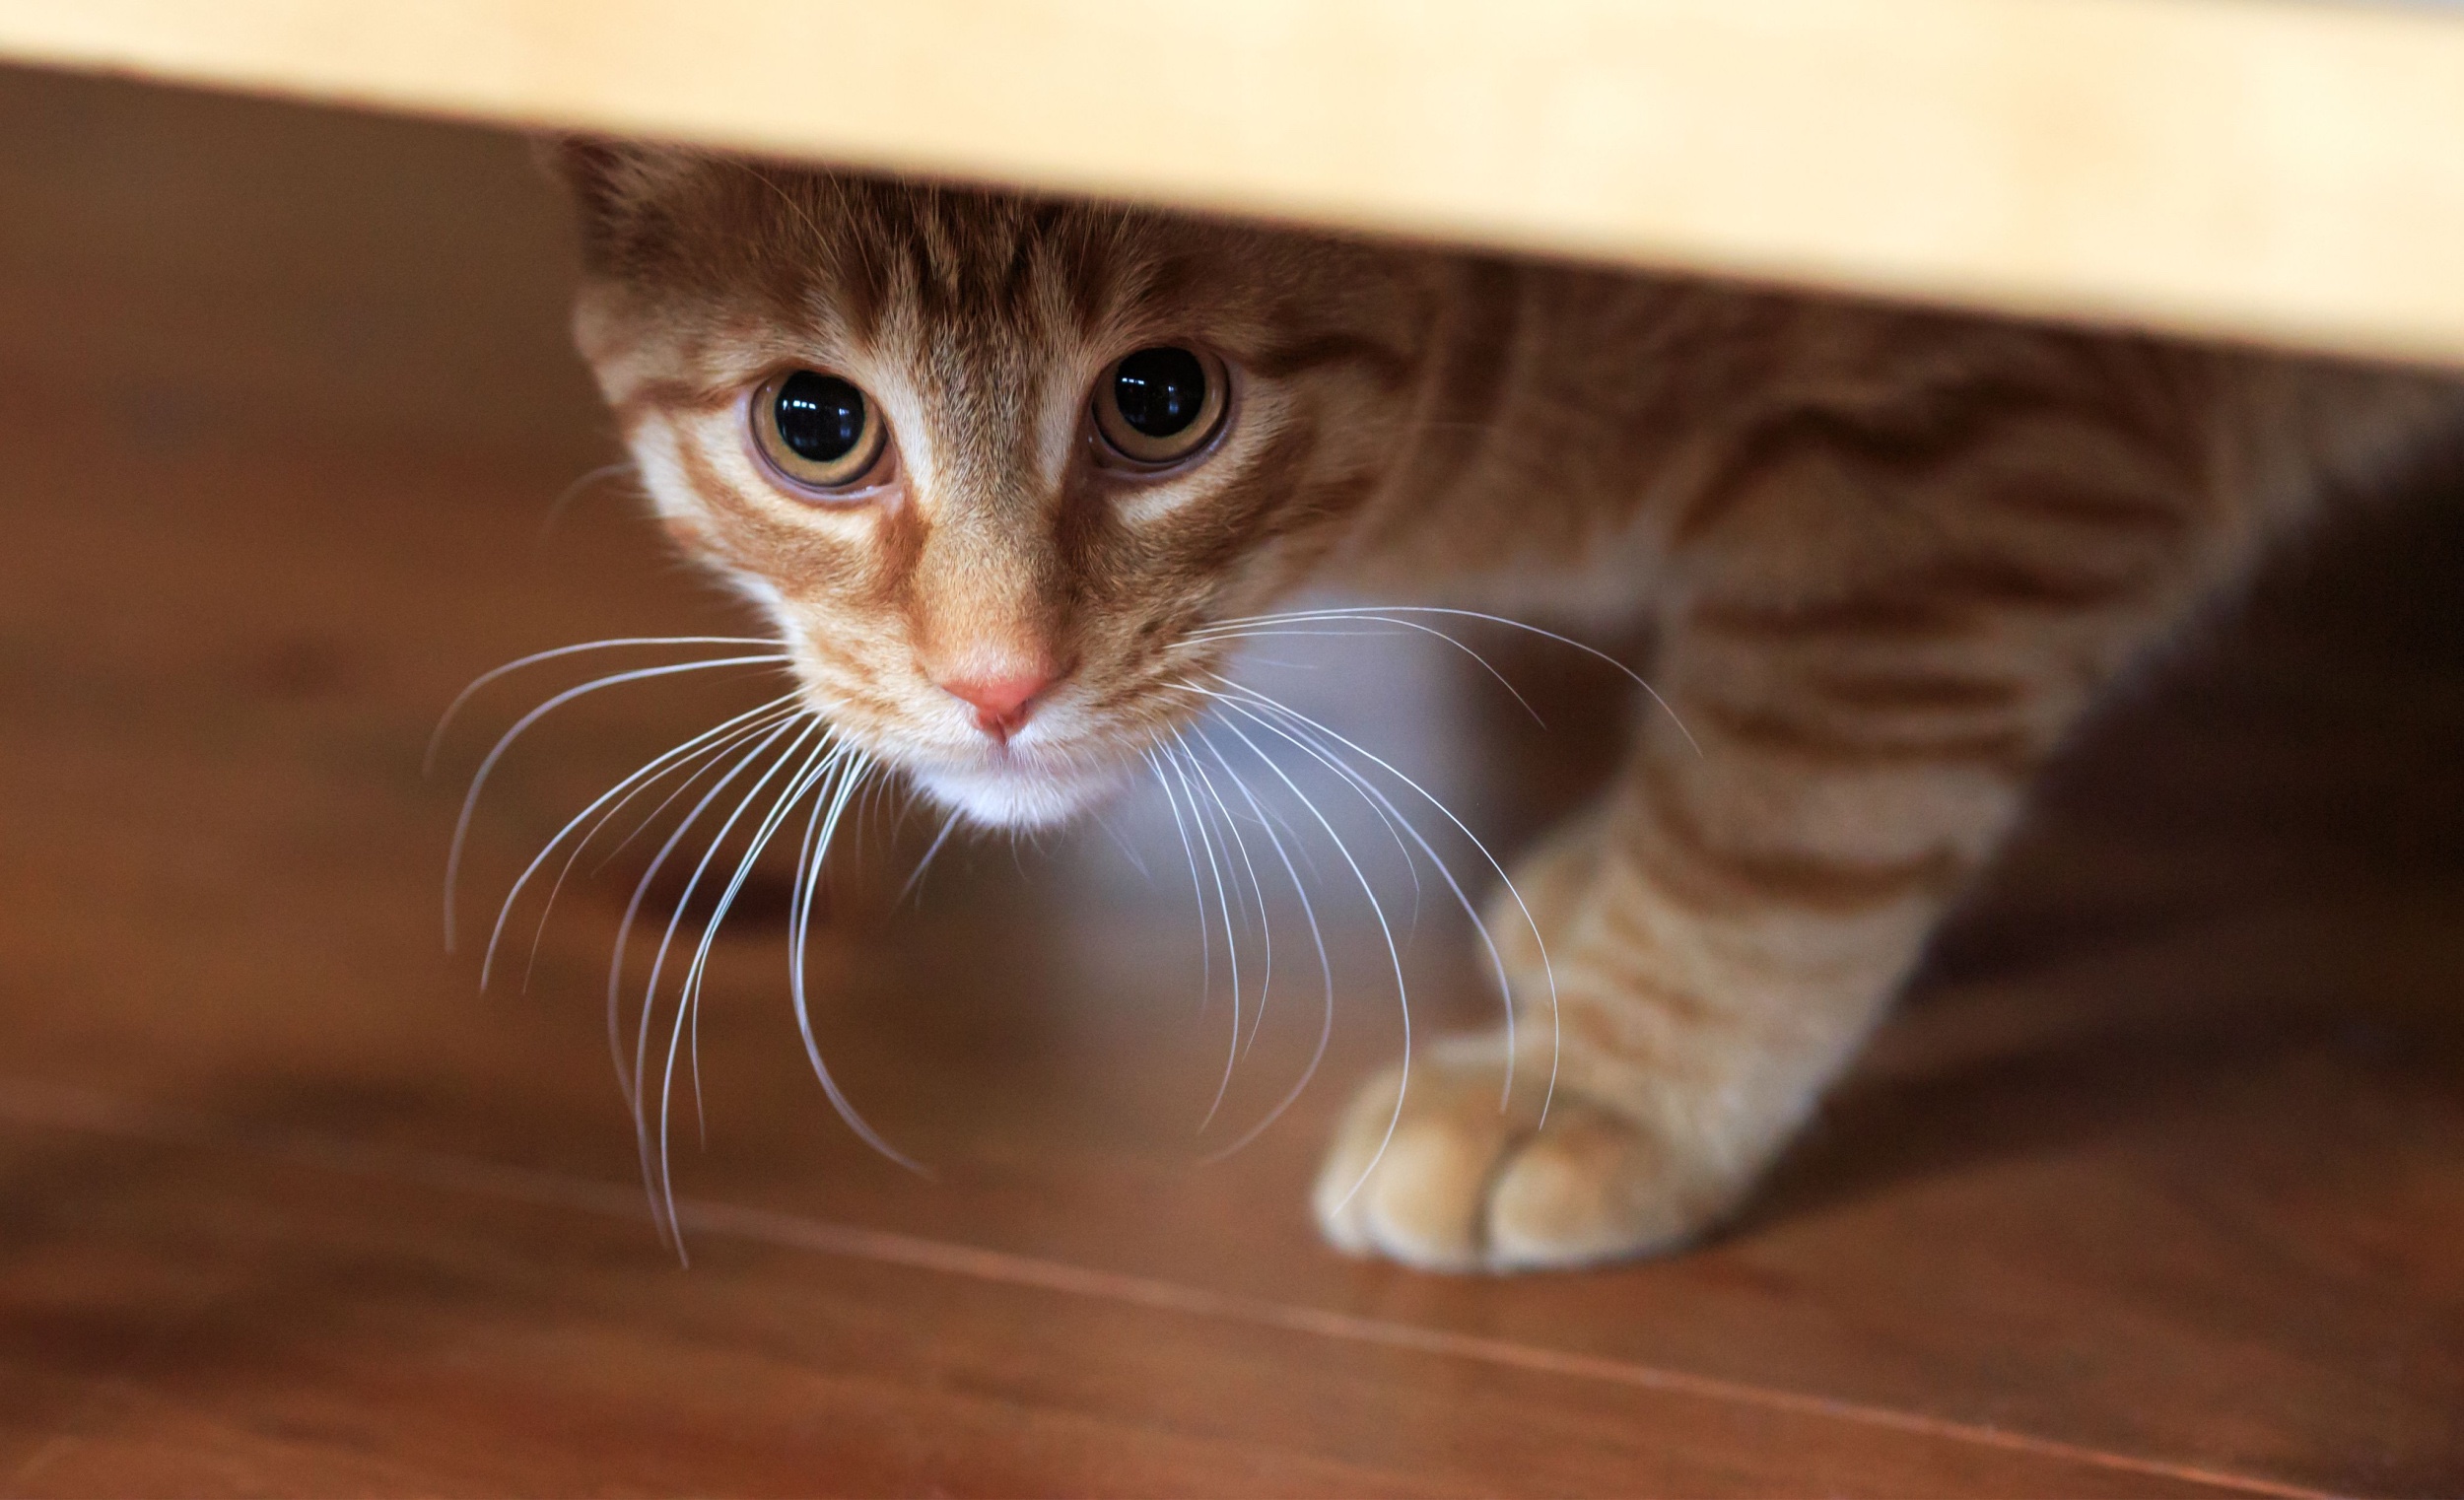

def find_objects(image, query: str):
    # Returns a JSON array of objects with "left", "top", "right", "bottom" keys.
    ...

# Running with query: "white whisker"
[
  {"left": 595, "top": 722, "right": 786, "bottom": 1113},
  {"left": 1199, "top": 674, "right": 1560, "bottom": 1123},
  {"left": 674, "top": 732, "right": 841, "bottom": 1155},
  {"left": 1087, "top": 804, "right": 1155, "bottom": 880},
  {"left": 535, "top": 701, "right": 810, "bottom": 980},
  {"left": 583, "top": 702, "right": 805, "bottom": 881},
  {"left": 1191, "top": 726, "right": 1335, "bottom": 1163},
  {"left": 649, "top": 719, "right": 822, "bottom": 1252},
  {"left": 538, "top": 460, "right": 639, "bottom": 538},
  {"left": 788, "top": 751, "right": 926, "bottom": 1174},
  {"left": 428, "top": 637, "right": 786, "bottom": 774},
  {"left": 442, "top": 651, "right": 792, "bottom": 952},
  {"left": 481, "top": 694, "right": 803, "bottom": 993},
  {"left": 1193, "top": 694, "right": 1411, "bottom": 1213},
  {"left": 857, "top": 771, "right": 894, "bottom": 864},
  {"left": 1209, "top": 692, "right": 1519, "bottom": 1105},
  {"left": 1143, "top": 747, "right": 1213, "bottom": 1009},
  {"left": 1166, "top": 737, "right": 1249, "bottom": 1133},
  {"left": 1163, "top": 679, "right": 1421, "bottom": 920},
  {"left": 607, "top": 716, "right": 801, "bottom": 1246},
  {"left": 895, "top": 807, "right": 964, "bottom": 909},
  {"left": 1205, "top": 604, "right": 1697, "bottom": 755},
  {"left": 1182, "top": 735, "right": 1274, "bottom": 1057},
  {"left": 1183, "top": 617, "right": 1540, "bottom": 724},
  {"left": 1161, "top": 737, "right": 1240, "bottom": 1067}
]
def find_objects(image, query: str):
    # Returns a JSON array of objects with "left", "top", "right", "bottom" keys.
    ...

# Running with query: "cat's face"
[{"left": 562, "top": 150, "right": 1437, "bottom": 827}]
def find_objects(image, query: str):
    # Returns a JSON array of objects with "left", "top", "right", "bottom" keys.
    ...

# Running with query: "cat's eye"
[
  {"left": 1093, "top": 345, "right": 1227, "bottom": 467},
  {"left": 752, "top": 370, "right": 890, "bottom": 492}
]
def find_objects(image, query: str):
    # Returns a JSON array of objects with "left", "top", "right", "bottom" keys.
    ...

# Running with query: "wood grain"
[
  {"left": 1, "top": 1, "right": 2462, "bottom": 368},
  {"left": 0, "top": 65, "right": 2459, "bottom": 1497}
]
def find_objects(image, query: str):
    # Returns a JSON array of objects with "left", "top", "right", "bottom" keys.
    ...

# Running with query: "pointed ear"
[{"left": 532, "top": 135, "right": 703, "bottom": 266}]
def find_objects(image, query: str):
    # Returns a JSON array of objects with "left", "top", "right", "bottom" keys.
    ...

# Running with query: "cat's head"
[{"left": 558, "top": 145, "right": 1437, "bottom": 829}]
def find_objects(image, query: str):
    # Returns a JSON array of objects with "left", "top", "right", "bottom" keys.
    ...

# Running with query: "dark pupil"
[
  {"left": 774, "top": 372, "right": 866, "bottom": 462},
  {"left": 1113, "top": 346, "right": 1207, "bottom": 439}
]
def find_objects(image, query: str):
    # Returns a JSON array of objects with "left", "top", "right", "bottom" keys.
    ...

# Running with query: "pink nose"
[{"left": 937, "top": 668, "right": 1055, "bottom": 739}]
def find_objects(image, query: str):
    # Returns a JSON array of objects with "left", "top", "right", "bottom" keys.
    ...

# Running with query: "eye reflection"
[
  {"left": 753, "top": 370, "right": 887, "bottom": 491},
  {"left": 777, "top": 373, "right": 865, "bottom": 460},
  {"left": 1094, "top": 345, "right": 1226, "bottom": 466}
]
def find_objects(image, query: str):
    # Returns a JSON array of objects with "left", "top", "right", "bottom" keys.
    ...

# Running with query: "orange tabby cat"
[{"left": 551, "top": 143, "right": 2461, "bottom": 1272}]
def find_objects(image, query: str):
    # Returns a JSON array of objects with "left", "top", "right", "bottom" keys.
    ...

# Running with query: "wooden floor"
[{"left": 2, "top": 66, "right": 2461, "bottom": 1498}]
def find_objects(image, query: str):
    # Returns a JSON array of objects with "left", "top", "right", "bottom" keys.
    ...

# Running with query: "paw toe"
[
  {"left": 1485, "top": 1106, "right": 1691, "bottom": 1269},
  {"left": 1315, "top": 1041, "right": 1741, "bottom": 1272},
  {"left": 1311, "top": 1066, "right": 1398, "bottom": 1257},
  {"left": 1354, "top": 1111, "right": 1515, "bottom": 1270},
  {"left": 1312, "top": 1061, "right": 1516, "bottom": 1271}
]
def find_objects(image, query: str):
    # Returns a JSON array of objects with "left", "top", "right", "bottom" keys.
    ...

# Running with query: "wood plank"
[
  {"left": 0, "top": 0, "right": 2462, "bottom": 368},
  {"left": 0, "top": 1095, "right": 2255, "bottom": 1498}
]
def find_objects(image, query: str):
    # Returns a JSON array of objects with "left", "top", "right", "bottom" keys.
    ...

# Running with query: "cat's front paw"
[{"left": 1312, "top": 1036, "right": 1729, "bottom": 1272}]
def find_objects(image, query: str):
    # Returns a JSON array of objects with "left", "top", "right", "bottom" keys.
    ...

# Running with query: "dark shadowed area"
[{"left": 0, "top": 63, "right": 2459, "bottom": 1497}]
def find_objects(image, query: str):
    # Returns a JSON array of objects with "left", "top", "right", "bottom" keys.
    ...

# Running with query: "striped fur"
[{"left": 560, "top": 146, "right": 2463, "bottom": 1271}]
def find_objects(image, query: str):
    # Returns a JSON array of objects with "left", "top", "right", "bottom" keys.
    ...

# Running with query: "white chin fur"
[{"left": 910, "top": 760, "right": 1129, "bottom": 831}]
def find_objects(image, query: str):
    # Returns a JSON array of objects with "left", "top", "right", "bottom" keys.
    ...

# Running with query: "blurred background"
[{"left": 1, "top": 59, "right": 2460, "bottom": 1496}]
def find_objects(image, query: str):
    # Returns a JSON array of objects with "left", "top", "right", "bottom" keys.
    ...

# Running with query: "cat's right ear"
[
  {"left": 537, "top": 135, "right": 629, "bottom": 219},
  {"left": 533, "top": 136, "right": 699, "bottom": 265}
]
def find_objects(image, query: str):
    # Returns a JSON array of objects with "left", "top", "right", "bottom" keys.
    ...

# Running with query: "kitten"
[{"left": 551, "top": 142, "right": 2462, "bottom": 1272}]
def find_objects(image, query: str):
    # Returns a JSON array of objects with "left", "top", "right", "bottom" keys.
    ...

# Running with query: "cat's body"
[{"left": 559, "top": 147, "right": 2463, "bottom": 1271}]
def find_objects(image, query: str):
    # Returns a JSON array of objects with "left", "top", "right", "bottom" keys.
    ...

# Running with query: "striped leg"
[
  {"left": 1316, "top": 360, "right": 2245, "bottom": 1270},
  {"left": 1312, "top": 693, "right": 1999, "bottom": 1272}
]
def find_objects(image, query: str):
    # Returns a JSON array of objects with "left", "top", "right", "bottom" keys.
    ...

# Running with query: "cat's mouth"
[{"left": 904, "top": 745, "right": 1136, "bottom": 830}]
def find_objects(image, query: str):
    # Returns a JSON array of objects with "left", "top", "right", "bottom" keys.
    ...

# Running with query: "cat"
[{"left": 547, "top": 140, "right": 2462, "bottom": 1272}]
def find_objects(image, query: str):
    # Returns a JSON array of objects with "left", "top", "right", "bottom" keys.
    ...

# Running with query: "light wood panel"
[{"left": 1, "top": 0, "right": 2462, "bottom": 368}]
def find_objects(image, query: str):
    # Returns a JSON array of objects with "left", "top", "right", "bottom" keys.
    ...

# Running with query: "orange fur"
[{"left": 560, "top": 145, "right": 2463, "bottom": 1271}]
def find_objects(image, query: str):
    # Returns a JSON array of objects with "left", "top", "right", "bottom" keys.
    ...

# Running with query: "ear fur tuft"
[{"left": 533, "top": 135, "right": 703, "bottom": 268}]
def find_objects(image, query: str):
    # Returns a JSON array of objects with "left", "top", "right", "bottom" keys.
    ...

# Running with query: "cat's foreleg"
[
  {"left": 1316, "top": 407, "right": 2239, "bottom": 1270},
  {"left": 1312, "top": 691, "right": 2005, "bottom": 1271}
]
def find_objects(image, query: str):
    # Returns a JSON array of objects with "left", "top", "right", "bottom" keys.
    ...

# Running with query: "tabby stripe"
[
  {"left": 1674, "top": 379, "right": 2075, "bottom": 543},
  {"left": 1685, "top": 696, "right": 2039, "bottom": 774},
  {"left": 1632, "top": 754, "right": 1967, "bottom": 917},
  {"left": 1549, "top": 985, "right": 1731, "bottom": 1075},
  {"left": 610, "top": 375, "right": 738, "bottom": 434},
  {"left": 1396, "top": 259, "right": 1521, "bottom": 498},
  {"left": 670, "top": 428, "right": 869, "bottom": 595},
  {"left": 1796, "top": 670, "right": 2027, "bottom": 713},
  {"left": 1169, "top": 420, "right": 1327, "bottom": 575},
  {"left": 671, "top": 426, "right": 744, "bottom": 527},
  {"left": 1246, "top": 332, "right": 1415, "bottom": 389},
  {"left": 1691, "top": 550, "right": 2152, "bottom": 642},
  {"left": 1981, "top": 476, "right": 2196, "bottom": 538},
  {"left": 1562, "top": 905, "right": 1731, "bottom": 1037}
]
